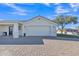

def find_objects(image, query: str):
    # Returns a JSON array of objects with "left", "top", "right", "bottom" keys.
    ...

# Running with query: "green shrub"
[{"left": 57, "top": 34, "right": 79, "bottom": 38}]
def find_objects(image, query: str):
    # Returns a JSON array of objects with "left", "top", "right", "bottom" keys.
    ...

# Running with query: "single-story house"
[
  {"left": 65, "top": 29, "right": 78, "bottom": 35},
  {"left": 0, "top": 16, "right": 57, "bottom": 38},
  {"left": 57, "top": 29, "right": 79, "bottom": 35}
]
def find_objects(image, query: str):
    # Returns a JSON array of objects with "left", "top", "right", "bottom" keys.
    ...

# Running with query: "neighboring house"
[
  {"left": 57, "top": 29, "right": 78, "bottom": 35},
  {"left": 65, "top": 29, "right": 78, "bottom": 35},
  {"left": 0, "top": 16, "right": 57, "bottom": 38}
]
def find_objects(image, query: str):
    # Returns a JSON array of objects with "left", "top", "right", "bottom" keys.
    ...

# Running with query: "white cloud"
[
  {"left": 70, "top": 3, "right": 79, "bottom": 8},
  {"left": 43, "top": 3, "right": 60, "bottom": 7},
  {"left": 4, "top": 3, "right": 27, "bottom": 15},
  {"left": 43, "top": 3, "right": 70, "bottom": 14},
  {"left": 69, "top": 3, "right": 79, "bottom": 12},
  {"left": 56, "top": 6, "right": 70, "bottom": 14},
  {"left": 11, "top": 11, "right": 27, "bottom": 16},
  {"left": 42, "top": 3, "right": 50, "bottom": 7},
  {"left": 54, "top": 3, "right": 60, "bottom": 5}
]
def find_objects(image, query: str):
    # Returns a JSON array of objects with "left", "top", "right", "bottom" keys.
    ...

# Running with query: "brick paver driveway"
[{"left": 0, "top": 36, "right": 79, "bottom": 56}]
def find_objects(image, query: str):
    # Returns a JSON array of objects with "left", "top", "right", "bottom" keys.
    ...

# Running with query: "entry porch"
[{"left": 0, "top": 23, "right": 23, "bottom": 38}]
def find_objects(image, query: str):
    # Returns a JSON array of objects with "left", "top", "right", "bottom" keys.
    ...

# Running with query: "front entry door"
[{"left": 9, "top": 26, "right": 13, "bottom": 36}]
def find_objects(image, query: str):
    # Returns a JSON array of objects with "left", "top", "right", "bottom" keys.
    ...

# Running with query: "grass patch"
[{"left": 57, "top": 34, "right": 79, "bottom": 38}]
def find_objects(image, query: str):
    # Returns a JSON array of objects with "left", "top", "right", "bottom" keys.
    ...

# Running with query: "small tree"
[{"left": 55, "top": 15, "right": 78, "bottom": 34}]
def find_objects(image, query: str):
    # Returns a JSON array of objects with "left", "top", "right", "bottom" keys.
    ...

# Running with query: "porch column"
[
  {"left": 13, "top": 23, "right": 19, "bottom": 38},
  {"left": 22, "top": 24, "right": 25, "bottom": 36}
]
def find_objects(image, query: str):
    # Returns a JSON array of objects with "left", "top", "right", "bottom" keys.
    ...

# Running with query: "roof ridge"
[{"left": 22, "top": 15, "right": 56, "bottom": 23}]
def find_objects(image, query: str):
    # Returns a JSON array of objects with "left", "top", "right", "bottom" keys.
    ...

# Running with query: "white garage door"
[{"left": 26, "top": 26, "right": 50, "bottom": 36}]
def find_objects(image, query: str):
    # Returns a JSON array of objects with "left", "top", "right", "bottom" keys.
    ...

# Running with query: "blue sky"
[{"left": 0, "top": 3, "right": 79, "bottom": 28}]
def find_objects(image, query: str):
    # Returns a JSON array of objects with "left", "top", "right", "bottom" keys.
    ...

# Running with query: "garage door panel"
[{"left": 26, "top": 26, "right": 50, "bottom": 36}]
